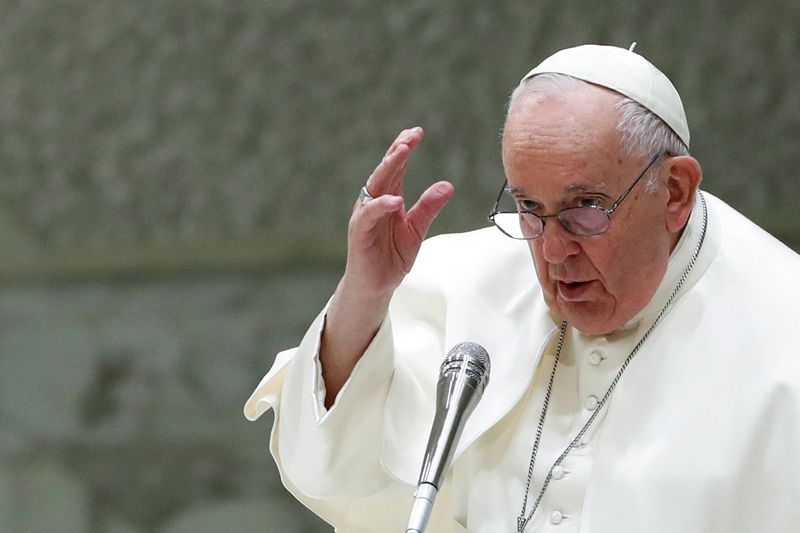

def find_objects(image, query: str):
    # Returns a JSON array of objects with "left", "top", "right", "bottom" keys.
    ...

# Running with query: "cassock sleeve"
[
  {"left": 244, "top": 301, "right": 399, "bottom": 495},
  {"left": 243, "top": 234, "right": 471, "bottom": 531}
]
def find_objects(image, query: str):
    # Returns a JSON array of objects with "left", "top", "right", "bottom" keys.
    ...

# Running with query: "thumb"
[{"left": 406, "top": 181, "right": 455, "bottom": 240}]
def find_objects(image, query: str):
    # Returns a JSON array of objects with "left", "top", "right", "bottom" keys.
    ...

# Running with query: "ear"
[{"left": 663, "top": 155, "right": 702, "bottom": 233}]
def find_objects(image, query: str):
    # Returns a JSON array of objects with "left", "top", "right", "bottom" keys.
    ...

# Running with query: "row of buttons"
[
  {"left": 550, "top": 464, "right": 567, "bottom": 524},
  {"left": 548, "top": 348, "right": 606, "bottom": 526},
  {"left": 585, "top": 350, "right": 603, "bottom": 414}
]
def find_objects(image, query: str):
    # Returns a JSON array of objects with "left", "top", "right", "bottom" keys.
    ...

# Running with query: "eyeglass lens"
[
  {"left": 495, "top": 207, "right": 611, "bottom": 239},
  {"left": 558, "top": 207, "right": 611, "bottom": 235}
]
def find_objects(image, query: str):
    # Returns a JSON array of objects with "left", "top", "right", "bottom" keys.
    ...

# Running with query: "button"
[
  {"left": 584, "top": 395, "right": 599, "bottom": 411},
  {"left": 551, "top": 465, "right": 566, "bottom": 480},
  {"left": 550, "top": 510, "right": 564, "bottom": 525},
  {"left": 588, "top": 351, "right": 603, "bottom": 366}
]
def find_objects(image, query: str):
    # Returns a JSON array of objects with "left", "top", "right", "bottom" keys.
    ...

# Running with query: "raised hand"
[
  {"left": 344, "top": 127, "right": 454, "bottom": 299},
  {"left": 320, "top": 127, "right": 454, "bottom": 406}
]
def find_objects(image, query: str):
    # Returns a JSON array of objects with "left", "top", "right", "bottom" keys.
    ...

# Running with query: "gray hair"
[{"left": 506, "top": 73, "right": 689, "bottom": 191}]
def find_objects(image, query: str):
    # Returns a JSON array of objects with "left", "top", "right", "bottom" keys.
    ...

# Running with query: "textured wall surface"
[
  {"left": 0, "top": 272, "right": 337, "bottom": 531},
  {"left": 1, "top": 0, "right": 798, "bottom": 531}
]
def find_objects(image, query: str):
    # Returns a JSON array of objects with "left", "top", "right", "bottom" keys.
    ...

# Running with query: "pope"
[{"left": 246, "top": 44, "right": 800, "bottom": 532}]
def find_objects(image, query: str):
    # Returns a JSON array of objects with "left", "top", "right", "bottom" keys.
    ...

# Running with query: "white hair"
[{"left": 506, "top": 73, "right": 689, "bottom": 191}]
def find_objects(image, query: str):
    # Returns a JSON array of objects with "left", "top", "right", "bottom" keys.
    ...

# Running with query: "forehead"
[{"left": 502, "top": 84, "right": 627, "bottom": 192}]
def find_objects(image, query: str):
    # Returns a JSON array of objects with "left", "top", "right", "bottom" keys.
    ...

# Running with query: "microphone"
[{"left": 406, "top": 342, "right": 491, "bottom": 533}]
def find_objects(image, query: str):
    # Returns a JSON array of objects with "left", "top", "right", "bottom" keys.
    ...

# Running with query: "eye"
[
  {"left": 514, "top": 198, "right": 540, "bottom": 213},
  {"left": 577, "top": 196, "right": 602, "bottom": 208}
]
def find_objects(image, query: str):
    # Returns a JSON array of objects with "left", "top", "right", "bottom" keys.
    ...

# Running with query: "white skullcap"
[{"left": 521, "top": 44, "right": 690, "bottom": 147}]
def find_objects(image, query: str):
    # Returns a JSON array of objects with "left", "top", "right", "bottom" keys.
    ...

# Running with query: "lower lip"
[{"left": 556, "top": 280, "right": 597, "bottom": 302}]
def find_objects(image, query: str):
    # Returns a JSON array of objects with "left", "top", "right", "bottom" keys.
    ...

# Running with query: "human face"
[{"left": 501, "top": 84, "right": 675, "bottom": 335}]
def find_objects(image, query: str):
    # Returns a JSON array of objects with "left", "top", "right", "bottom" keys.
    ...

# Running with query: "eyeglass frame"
[{"left": 487, "top": 152, "right": 666, "bottom": 240}]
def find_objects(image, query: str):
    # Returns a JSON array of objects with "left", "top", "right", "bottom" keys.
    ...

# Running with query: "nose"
[{"left": 538, "top": 220, "right": 581, "bottom": 264}]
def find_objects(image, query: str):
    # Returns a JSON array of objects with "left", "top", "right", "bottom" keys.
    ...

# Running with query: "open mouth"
[{"left": 556, "top": 280, "right": 594, "bottom": 301}]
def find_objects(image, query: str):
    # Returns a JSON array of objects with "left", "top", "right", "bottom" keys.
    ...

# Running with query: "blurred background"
[{"left": 0, "top": 0, "right": 797, "bottom": 531}]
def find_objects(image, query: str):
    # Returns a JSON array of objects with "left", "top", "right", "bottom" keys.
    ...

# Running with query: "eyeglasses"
[{"left": 487, "top": 153, "right": 663, "bottom": 240}]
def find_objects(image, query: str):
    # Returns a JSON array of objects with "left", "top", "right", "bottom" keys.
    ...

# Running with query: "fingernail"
[{"left": 436, "top": 181, "right": 451, "bottom": 191}]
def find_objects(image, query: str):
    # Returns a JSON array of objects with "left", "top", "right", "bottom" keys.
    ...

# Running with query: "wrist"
[{"left": 336, "top": 273, "right": 396, "bottom": 308}]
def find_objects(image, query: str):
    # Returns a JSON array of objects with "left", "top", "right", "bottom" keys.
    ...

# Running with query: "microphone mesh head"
[{"left": 440, "top": 341, "right": 491, "bottom": 386}]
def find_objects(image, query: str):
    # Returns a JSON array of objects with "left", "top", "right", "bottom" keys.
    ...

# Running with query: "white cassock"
[{"left": 245, "top": 191, "right": 800, "bottom": 533}]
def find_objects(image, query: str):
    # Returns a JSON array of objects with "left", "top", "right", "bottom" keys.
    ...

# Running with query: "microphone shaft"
[
  {"left": 406, "top": 483, "right": 437, "bottom": 533},
  {"left": 418, "top": 365, "right": 480, "bottom": 487},
  {"left": 406, "top": 362, "right": 482, "bottom": 532}
]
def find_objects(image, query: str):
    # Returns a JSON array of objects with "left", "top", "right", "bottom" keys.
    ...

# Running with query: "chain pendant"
[{"left": 516, "top": 516, "right": 526, "bottom": 532}]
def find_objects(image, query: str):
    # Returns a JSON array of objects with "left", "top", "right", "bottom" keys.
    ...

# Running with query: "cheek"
[
  {"left": 592, "top": 227, "right": 668, "bottom": 301},
  {"left": 591, "top": 242, "right": 628, "bottom": 290},
  {"left": 528, "top": 243, "right": 551, "bottom": 285}
]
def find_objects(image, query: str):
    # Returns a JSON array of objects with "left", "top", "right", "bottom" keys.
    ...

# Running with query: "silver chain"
[{"left": 516, "top": 193, "right": 708, "bottom": 532}]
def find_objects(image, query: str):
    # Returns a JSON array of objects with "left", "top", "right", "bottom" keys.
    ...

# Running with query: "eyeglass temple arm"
[
  {"left": 487, "top": 179, "right": 509, "bottom": 220},
  {"left": 607, "top": 152, "right": 662, "bottom": 213}
]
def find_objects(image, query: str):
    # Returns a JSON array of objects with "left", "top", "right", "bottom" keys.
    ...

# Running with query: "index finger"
[{"left": 383, "top": 127, "right": 424, "bottom": 158}]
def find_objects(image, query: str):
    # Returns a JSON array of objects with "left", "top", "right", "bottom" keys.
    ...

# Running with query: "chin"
[
  {"left": 543, "top": 287, "right": 623, "bottom": 335},
  {"left": 556, "top": 299, "right": 617, "bottom": 336}
]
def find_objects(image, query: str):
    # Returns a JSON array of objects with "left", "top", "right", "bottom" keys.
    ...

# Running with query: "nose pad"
[{"left": 539, "top": 220, "right": 580, "bottom": 264}]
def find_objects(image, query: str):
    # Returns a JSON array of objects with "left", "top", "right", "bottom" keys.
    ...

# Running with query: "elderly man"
[{"left": 245, "top": 45, "right": 800, "bottom": 532}]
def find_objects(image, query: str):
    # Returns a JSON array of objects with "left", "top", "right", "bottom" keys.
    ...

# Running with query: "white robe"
[{"left": 245, "top": 192, "right": 800, "bottom": 532}]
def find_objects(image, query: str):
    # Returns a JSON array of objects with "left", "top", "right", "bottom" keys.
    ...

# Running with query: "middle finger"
[{"left": 366, "top": 143, "right": 411, "bottom": 197}]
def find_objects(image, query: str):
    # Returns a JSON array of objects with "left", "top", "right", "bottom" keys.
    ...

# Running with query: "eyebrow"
[
  {"left": 507, "top": 181, "right": 609, "bottom": 196},
  {"left": 566, "top": 181, "right": 608, "bottom": 193}
]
